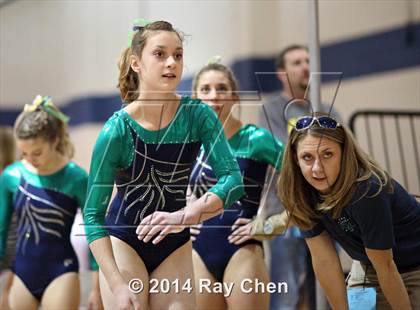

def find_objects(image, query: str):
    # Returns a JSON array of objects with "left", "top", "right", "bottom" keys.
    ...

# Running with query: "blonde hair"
[
  {"left": 117, "top": 20, "right": 183, "bottom": 103},
  {"left": 277, "top": 115, "right": 390, "bottom": 230},
  {"left": 14, "top": 104, "right": 74, "bottom": 159},
  {"left": 0, "top": 127, "right": 15, "bottom": 171}
]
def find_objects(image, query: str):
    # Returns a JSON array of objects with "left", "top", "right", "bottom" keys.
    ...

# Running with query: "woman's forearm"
[
  {"left": 312, "top": 258, "right": 348, "bottom": 309},
  {"left": 375, "top": 262, "right": 411, "bottom": 310},
  {"left": 366, "top": 248, "right": 412, "bottom": 309},
  {"left": 307, "top": 233, "right": 349, "bottom": 310}
]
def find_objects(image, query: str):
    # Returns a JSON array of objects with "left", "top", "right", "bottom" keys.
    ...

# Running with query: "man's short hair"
[{"left": 275, "top": 44, "right": 308, "bottom": 69}]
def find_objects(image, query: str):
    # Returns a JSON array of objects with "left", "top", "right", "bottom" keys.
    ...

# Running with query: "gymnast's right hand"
[
  {"left": 136, "top": 210, "right": 186, "bottom": 245},
  {"left": 113, "top": 283, "right": 141, "bottom": 310}
]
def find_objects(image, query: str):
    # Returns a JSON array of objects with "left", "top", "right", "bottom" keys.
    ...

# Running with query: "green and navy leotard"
[
  {"left": 190, "top": 124, "right": 284, "bottom": 282},
  {"left": 83, "top": 96, "right": 244, "bottom": 274},
  {"left": 0, "top": 161, "right": 96, "bottom": 300}
]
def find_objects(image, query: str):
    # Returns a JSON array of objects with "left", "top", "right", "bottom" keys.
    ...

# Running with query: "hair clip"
[
  {"left": 128, "top": 18, "right": 152, "bottom": 47},
  {"left": 24, "top": 95, "right": 44, "bottom": 113},
  {"left": 24, "top": 95, "right": 70, "bottom": 123},
  {"left": 132, "top": 25, "right": 143, "bottom": 32}
]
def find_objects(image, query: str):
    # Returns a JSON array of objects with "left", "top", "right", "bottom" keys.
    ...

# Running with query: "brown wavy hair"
[
  {"left": 14, "top": 105, "right": 74, "bottom": 159},
  {"left": 117, "top": 21, "right": 183, "bottom": 103},
  {"left": 277, "top": 114, "right": 390, "bottom": 230}
]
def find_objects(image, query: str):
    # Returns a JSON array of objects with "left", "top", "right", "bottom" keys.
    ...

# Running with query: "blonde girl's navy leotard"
[
  {"left": 83, "top": 96, "right": 244, "bottom": 274},
  {"left": 190, "top": 124, "right": 284, "bottom": 282},
  {"left": 0, "top": 161, "right": 96, "bottom": 300}
]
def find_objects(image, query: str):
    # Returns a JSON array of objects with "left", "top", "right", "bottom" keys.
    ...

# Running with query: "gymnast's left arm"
[
  {"left": 184, "top": 104, "right": 244, "bottom": 223},
  {"left": 229, "top": 128, "right": 285, "bottom": 244}
]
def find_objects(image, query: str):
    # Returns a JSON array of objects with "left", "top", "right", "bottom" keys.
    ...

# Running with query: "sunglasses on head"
[{"left": 295, "top": 116, "right": 340, "bottom": 131}]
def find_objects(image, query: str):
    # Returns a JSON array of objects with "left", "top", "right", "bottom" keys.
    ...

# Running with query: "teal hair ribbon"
[
  {"left": 128, "top": 18, "right": 152, "bottom": 47},
  {"left": 24, "top": 95, "right": 70, "bottom": 123}
]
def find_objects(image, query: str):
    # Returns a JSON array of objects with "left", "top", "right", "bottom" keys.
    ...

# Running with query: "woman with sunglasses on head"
[
  {"left": 83, "top": 21, "right": 243, "bottom": 310},
  {"left": 278, "top": 113, "right": 420, "bottom": 310},
  {"left": 189, "top": 59, "right": 284, "bottom": 309},
  {"left": 0, "top": 96, "right": 99, "bottom": 310}
]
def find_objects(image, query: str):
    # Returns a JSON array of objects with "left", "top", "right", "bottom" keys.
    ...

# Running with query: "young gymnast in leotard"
[
  {"left": 0, "top": 96, "right": 98, "bottom": 309},
  {"left": 83, "top": 20, "right": 244, "bottom": 309},
  {"left": 189, "top": 60, "right": 284, "bottom": 309}
]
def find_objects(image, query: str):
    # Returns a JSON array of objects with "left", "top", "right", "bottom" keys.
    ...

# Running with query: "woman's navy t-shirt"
[{"left": 301, "top": 177, "right": 420, "bottom": 272}]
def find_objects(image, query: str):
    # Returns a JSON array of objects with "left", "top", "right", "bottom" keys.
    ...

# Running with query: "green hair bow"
[
  {"left": 24, "top": 95, "right": 70, "bottom": 123},
  {"left": 128, "top": 18, "right": 152, "bottom": 47}
]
